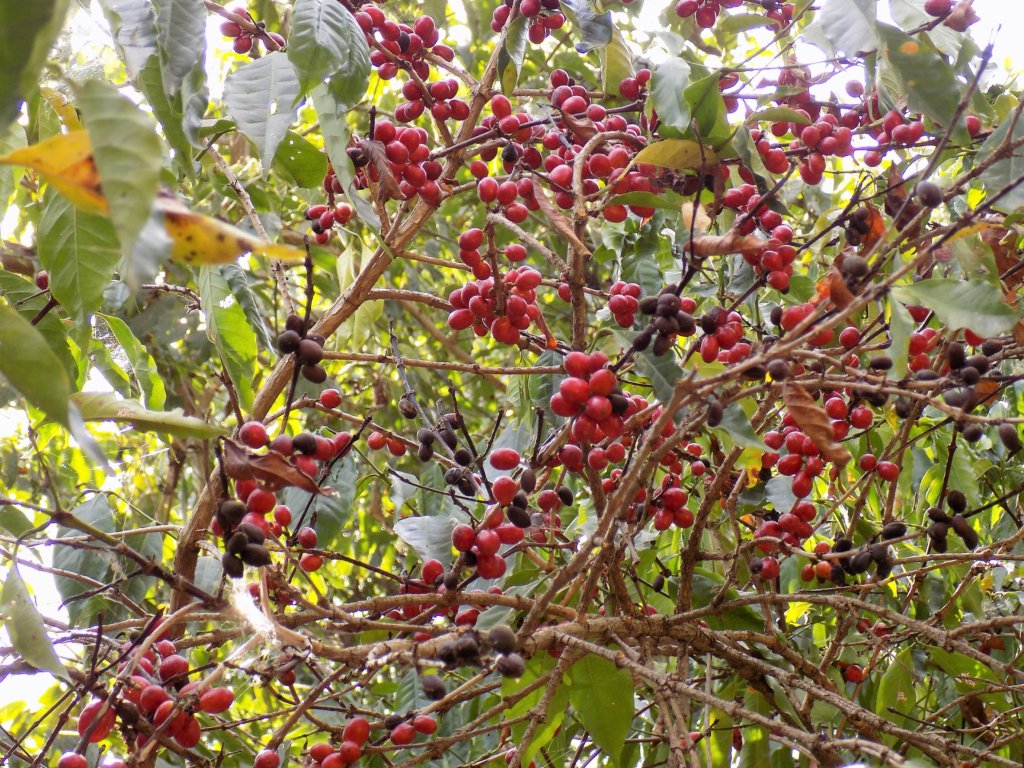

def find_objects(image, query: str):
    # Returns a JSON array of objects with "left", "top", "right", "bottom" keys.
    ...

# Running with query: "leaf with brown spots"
[
  {"left": 0, "top": 131, "right": 108, "bottom": 215},
  {"left": 782, "top": 381, "right": 852, "bottom": 467},
  {"left": 222, "top": 438, "right": 327, "bottom": 494},
  {"left": 814, "top": 267, "right": 855, "bottom": 309}
]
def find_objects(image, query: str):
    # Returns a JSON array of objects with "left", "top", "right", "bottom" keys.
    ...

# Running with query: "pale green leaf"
[
  {"left": 568, "top": 654, "right": 633, "bottom": 766},
  {"left": 0, "top": 302, "right": 71, "bottom": 426},
  {"left": 70, "top": 391, "right": 226, "bottom": 439},
  {"left": 197, "top": 266, "right": 258, "bottom": 411},
  {"left": 288, "top": 0, "right": 370, "bottom": 101},
  {"left": 0, "top": 568, "right": 69, "bottom": 680},
  {"left": 95, "top": 314, "right": 167, "bottom": 409},
  {"left": 224, "top": 53, "right": 301, "bottom": 170},
  {"left": 892, "top": 278, "right": 1018, "bottom": 338}
]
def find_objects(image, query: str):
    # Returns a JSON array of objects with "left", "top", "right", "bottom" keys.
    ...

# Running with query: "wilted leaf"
[
  {"left": 157, "top": 196, "right": 305, "bottom": 264},
  {"left": 0, "top": 131, "right": 108, "bottom": 215},
  {"left": 943, "top": 0, "right": 979, "bottom": 32},
  {"left": 884, "top": 166, "right": 922, "bottom": 236},
  {"left": 858, "top": 202, "right": 886, "bottom": 253},
  {"left": 820, "top": 267, "right": 855, "bottom": 310},
  {"left": 559, "top": 108, "right": 599, "bottom": 142},
  {"left": 360, "top": 139, "right": 403, "bottom": 201},
  {"left": 685, "top": 229, "right": 769, "bottom": 258},
  {"left": 783, "top": 381, "right": 851, "bottom": 467},
  {"left": 222, "top": 438, "right": 326, "bottom": 494},
  {"left": 634, "top": 139, "right": 715, "bottom": 171}
]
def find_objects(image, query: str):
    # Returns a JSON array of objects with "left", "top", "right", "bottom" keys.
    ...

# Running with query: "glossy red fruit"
[
  {"left": 159, "top": 654, "right": 189, "bottom": 682},
  {"left": 299, "top": 553, "right": 323, "bottom": 572},
  {"left": 390, "top": 722, "right": 417, "bottom": 745},
  {"left": 140, "top": 684, "right": 170, "bottom": 714},
  {"left": 492, "top": 475, "right": 520, "bottom": 505},
  {"left": 337, "top": 741, "right": 362, "bottom": 762},
  {"left": 199, "top": 687, "right": 234, "bottom": 714},
  {"left": 296, "top": 526, "right": 318, "bottom": 548},
  {"left": 489, "top": 448, "right": 521, "bottom": 470},
  {"left": 308, "top": 743, "right": 333, "bottom": 763},
  {"left": 343, "top": 716, "right": 371, "bottom": 745},
  {"left": 78, "top": 701, "right": 116, "bottom": 742},
  {"left": 452, "top": 523, "right": 476, "bottom": 552},
  {"left": 239, "top": 421, "right": 269, "bottom": 448},
  {"left": 876, "top": 461, "right": 899, "bottom": 481},
  {"left": 842, "top": 663, "right": 866, "bottom": 683},
  {"left": 254, "top": 750, "right": 280, "bottom": 768},
  {"left": 319, "top": 388, "right": 341, "bottom": 408},
  {"left": 412, "top": 715, "right": 437, "bottom": 734},
  {"left": 176, "top": 715, "right": 202, "bottom": 747}
]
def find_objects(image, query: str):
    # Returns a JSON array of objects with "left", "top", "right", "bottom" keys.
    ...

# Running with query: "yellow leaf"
[
  {"left": 156, "top": 197, "right": 306, "bottom": 265},
  {"left": 634, "top": 139, "right": 717, "bottom": 171},
  {"left": 40, "top": 87, "right": 84, "bottom": 132},
  {"left": 0, "top": 131, "right": 108, "bottom": 215}
]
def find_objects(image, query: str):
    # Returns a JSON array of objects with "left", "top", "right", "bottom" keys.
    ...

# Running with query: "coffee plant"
[{"left": 2, "top": 0, "right": 1024, "bottom": 766}]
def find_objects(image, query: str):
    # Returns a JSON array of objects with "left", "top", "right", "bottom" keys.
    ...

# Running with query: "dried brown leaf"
[
  {"left": 559, "top": 108, "right": 599, "bottom": 142},
  {"left": 360, "top": 139, "right": 403, "bottom": 201},
  {"left": 944, "top": 0, "right": 979, "bottom": 31},
  {"left": 530, "top": 178, "right": 590, "bottom": 256},
  {"left": 222, "top": 438, "right": 326, "bottom": 494},
  {"left": 884, "top": 166, "right": 921, "bottom": 237},
  {"left": 827, "top": 267, "right": 855, "bottom": 309},
  {"left": 782, "top": 382, "right": 852, "bottom": 467},
  {"left": 686, "top": 230, "right": 769, "bottom": 258}
]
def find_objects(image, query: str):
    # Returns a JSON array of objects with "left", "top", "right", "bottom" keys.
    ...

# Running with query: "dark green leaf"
[
  {"left": 52, "top": 495, "right": 116, "bottom": 626},
  {"left": 978, "top": 110, "right": 1024, "bottom": 213},
  {"left": 0, "top": 269, "right": 76, "bottom": 382},
  {"left": 876, "top": 646, "right": 916, "bottom": 728},
  {"left": 738, "top": 688, "right": 772, "bottom": 767},
  {"left": 224, "top": 53, "right": 301, "bottom": 170},
  {"left": 96, "top": 314, "right": 166, "bottom": 409},
  {"left": 631, "top": 346, "right": 683, "bottom": 419},
  {"left": 70, "top": 391, "right": 226, "bottom": 438},
  {"left": 563, "top": 0, "right": 613, "bottom": 53},
  {"left": 220, "top": 263, "right": 275, "bottom": 351},
  {"left": 600, "top": 27, "right": 634, "bottom": 94},
  {"left": 497, "top": 16, "right": 528, "bottom": 95},
  {"left": 892, "top": 278, "right": 1018, "bottom": 338},
  {"left": 278, "top": 455, "right": 357, "bottom": 547},
  {"left": 0, "top": 507, "right": 33, "bottom": 537},
  {"left": 288, "top": 0, "right": 370, "bottom": 102},
  {"left": 138, "top": 57, "right": 206, "bottom": 175},
  {"left": 38, "top": 192, "right": 120, "bottom": 342},
  {"left": 394, "top": 513, "right": 465, "bottom": 566},
  {"left": 714, "top": 403, "right": 765, "bottom": 451},
  {"left": 817, "top": 0, "right": 877, "bottom": 55},
  {"left": 0, "top": 568, "right": 69, "bottom": 679},
  {"left": 152, "top": 0, "right": 206, "bottom": 95},
  {"left": 0, "top": 302, "right": 71, "bottom": 426},
  {"left": 608, "top": 190, "right": 684, "bottom": 211},
  {"left": 684, "top": 73, "right": 731, "bottom": 147},
  {"left": 650, "top": 58, "right": 691, "bottom": 135},
  {"left": 197, "top": 266, "right": 258, "bottom": 411},
  {"left": 77, "top": 79, "right": 164, "bottom": 260},
  {"left": 878, "top": 24, "right": 960, "bottom": 128},
  {"left": 568, "top": 654, "right": 633, "bottom": 766},
  {"left": 746, "top": 107, "right": 812, "bottom": 125},
  {"left": 274, "top": 131, "right": 329, "bottom": 189},
  {"left": 0, "top": 0, "right": 70, "bottom": 133}
]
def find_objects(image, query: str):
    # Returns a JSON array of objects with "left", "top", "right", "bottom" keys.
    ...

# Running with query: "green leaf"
[
  {"left": 77, "top": 79, "right": 165, "bottom": 261},
  {"left": 98, "top": 0, "right": 159, "bottom": 79},
  {"left": 274, "top": 130, "right": 329, "bottom": 189},
  {"left": 0, "top": 568, "right": 69, "bottom": 680},
  {"left": 394, "top": 514, "right": 461, "bottom": 566},
  {"left": 52, "top": 495, "right": 116, "bottom": 626},
  {"left": 497, "top": 16, "right": 529, "bottom": 95},
  {"left": 95, "top": 314, "right": 166, "bottom": 409},
  {"left": 878, "top": 24, "right": 960, "bottom": 128},
  {"left": 684, "top": 73, "right": 731, "bottom": 147},
  {"left": 224, "top": 53, "right": 301, "bottom": 170},
  {"left": 0, "top": 302, "right": 71, "bottom": 426},
  {"left": 312, "top": 83, "right": 379, "bottom": 228},
  {"left": 890, "top": 0, "right": 964, "bottom": 58},
  {"left": 0, "top": 0, "right": 70, "bottom": 133},
  {"left": 138, "top": 56, "right": 206, "bottom": 175},
  {"left": 746, "top": 106, "right": 812, "bottom": 125},
  {"left": 278, "top": 455, "right": 357, "bottom": 547},
  {"left": 650, "top": 58, "right": 691, "bottom": 135},
  {"left": 152, "top": 0, "right": 206, "bottom": 95},
  {"left": 714, "top": 403, "right": 765, "bottom": 451},
  {"left": 563, "top": 0, "right": 613, "bottom": 52},
  {"left": 738, "top": 688, "right": 771, "bottom": 767},
  {"left": 876, "top": 646, "right": 916, "bottom": 729},
  {"left": 817, "top": 0, "right": 877, "bottom": 55},
  {"left": 197, "top": 266, "right": 258, "bottom": 411},
  {"left": 891, "top": 278, "right": 1018, "bottom": 338},
  {"left": 38, "top": 192, "right": 120, "bottom": 342},
  {"left": 568, "top": 654, "right": 633, "bottom": 766},
  {"left": 0, "top": 269, "right": 76, "bottom": 381},
  {"left": 220, "top": 263, "right": 275, "bottom": 351},
  {"left": 607, "top": 190, "right": 684, "bottom": 211},
  {"left": 978, "top": 110, "right": 1024, "bottom": 213},
  {"left": 634, "top": 139, "right": 714, "bottom": 171},
  {"left": 887, "top": 297, "right": 914, "bottom": 379},
  {"left": 600, "top": 27, "right": 634, "bottom": 95},
  {"left": 70, "top": 391, "right": 226, "bottom": 439},
  {"left": 288, "top": 0, "right": 370, "bottom": 102},
  {"left": 629, "top": 345, "right": 683, "bottom": 416}
]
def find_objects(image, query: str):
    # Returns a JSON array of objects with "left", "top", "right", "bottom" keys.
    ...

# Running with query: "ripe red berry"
[
  {"left": 78, "top": 701, "right": 116, "bottom": 742},
  {"left": 239, "top": 421, "right": 268, "bottom": 448},
  {"left": 319, "top": 388, "right": 341, "bottom": 409},
  {"left": 452, "top": 523, "right": 476, "bottom": 552},
  {"left": 876, "top": 461, "right": 899, "bottom": 481},
  {"left": 489, "top": 448, "right": 521, "bottom": 470},
  {"left": 842, "top": 663, "right": 866, "bottom": 683},
  {"left": 299, "top": 553, "right": 323, "bottom": 572},
  {"left": 254, "top": 750, "right": 280, "bottom": 768},
  {"left": 412, "top": 715, "right": 437, "bottom": 734},
  {"left": 390, "top": 722, "right": 417, "bottom": 745},
  {"left": 59, "top": 755, "right": 88, "bottom": 768},
  {"left": 199, "top": 687, "right": 234, "bottom": 714},
  {"left": 159, "top": 654, "right": 189, "bottom": 682},
  {"left": 343, "top": 716, "right": 371, "bottom": 745}
]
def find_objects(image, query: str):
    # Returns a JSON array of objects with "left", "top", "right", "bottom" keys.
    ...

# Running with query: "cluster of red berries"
[
  {"left": 649, "top": 481, "right": 695, "bottom": 531},
  {"left": 357, "top": 8, "right": 453, "bottom": 82},
  {"left": 304, "top": 201, "right": 353, "bottom": 245},
  {"left": 549, "top": 351, "right": 632, "bottom": 442},
  {"left": 397, "top": 77, "right": 468, "bottom": 123},
  {"left": 355, "top": 119, "right": 443, "bottom": 204},
  {"left": 446, "top": 266, "right": 542, "bottom": 346},
  {"left": 697, "top": 307, "right": 752, "bottom": 364},
  {"left": 606, "top": 281, "right": 642, "bottom": 328},
  {"left": 491, "top": 0, "right": 564, "bottom": 41},
  {"left": 219, "top": 7, "right": 283, "bottom": 55}
]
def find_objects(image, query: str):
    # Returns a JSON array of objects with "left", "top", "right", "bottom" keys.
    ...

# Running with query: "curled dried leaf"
[
  {"left": 559, "top": 108, "right": 599, "bottom": 142},
  {"left": 782, "top": 381, "right": 852, "bottom": 467},
  {"left": 826, "top": 267, "right": 855, "bottom": 309},
  {"left": 530, "top": 178, "right": 590, "bottom": 256},
  {"left": 680, "top": 202, "right": 712, "bottom": 234},
  {"left": 359, "top": 139, "right": 403, "bottom": 201},
  {"left": 685, "top": 230, "right": 773, "bottom": 258},
  {"left": 222, "top": 438, "right": 327, "bottom": 494},
  {"left": 944, "top": 0, "right": 979, "bottom": 31}
]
